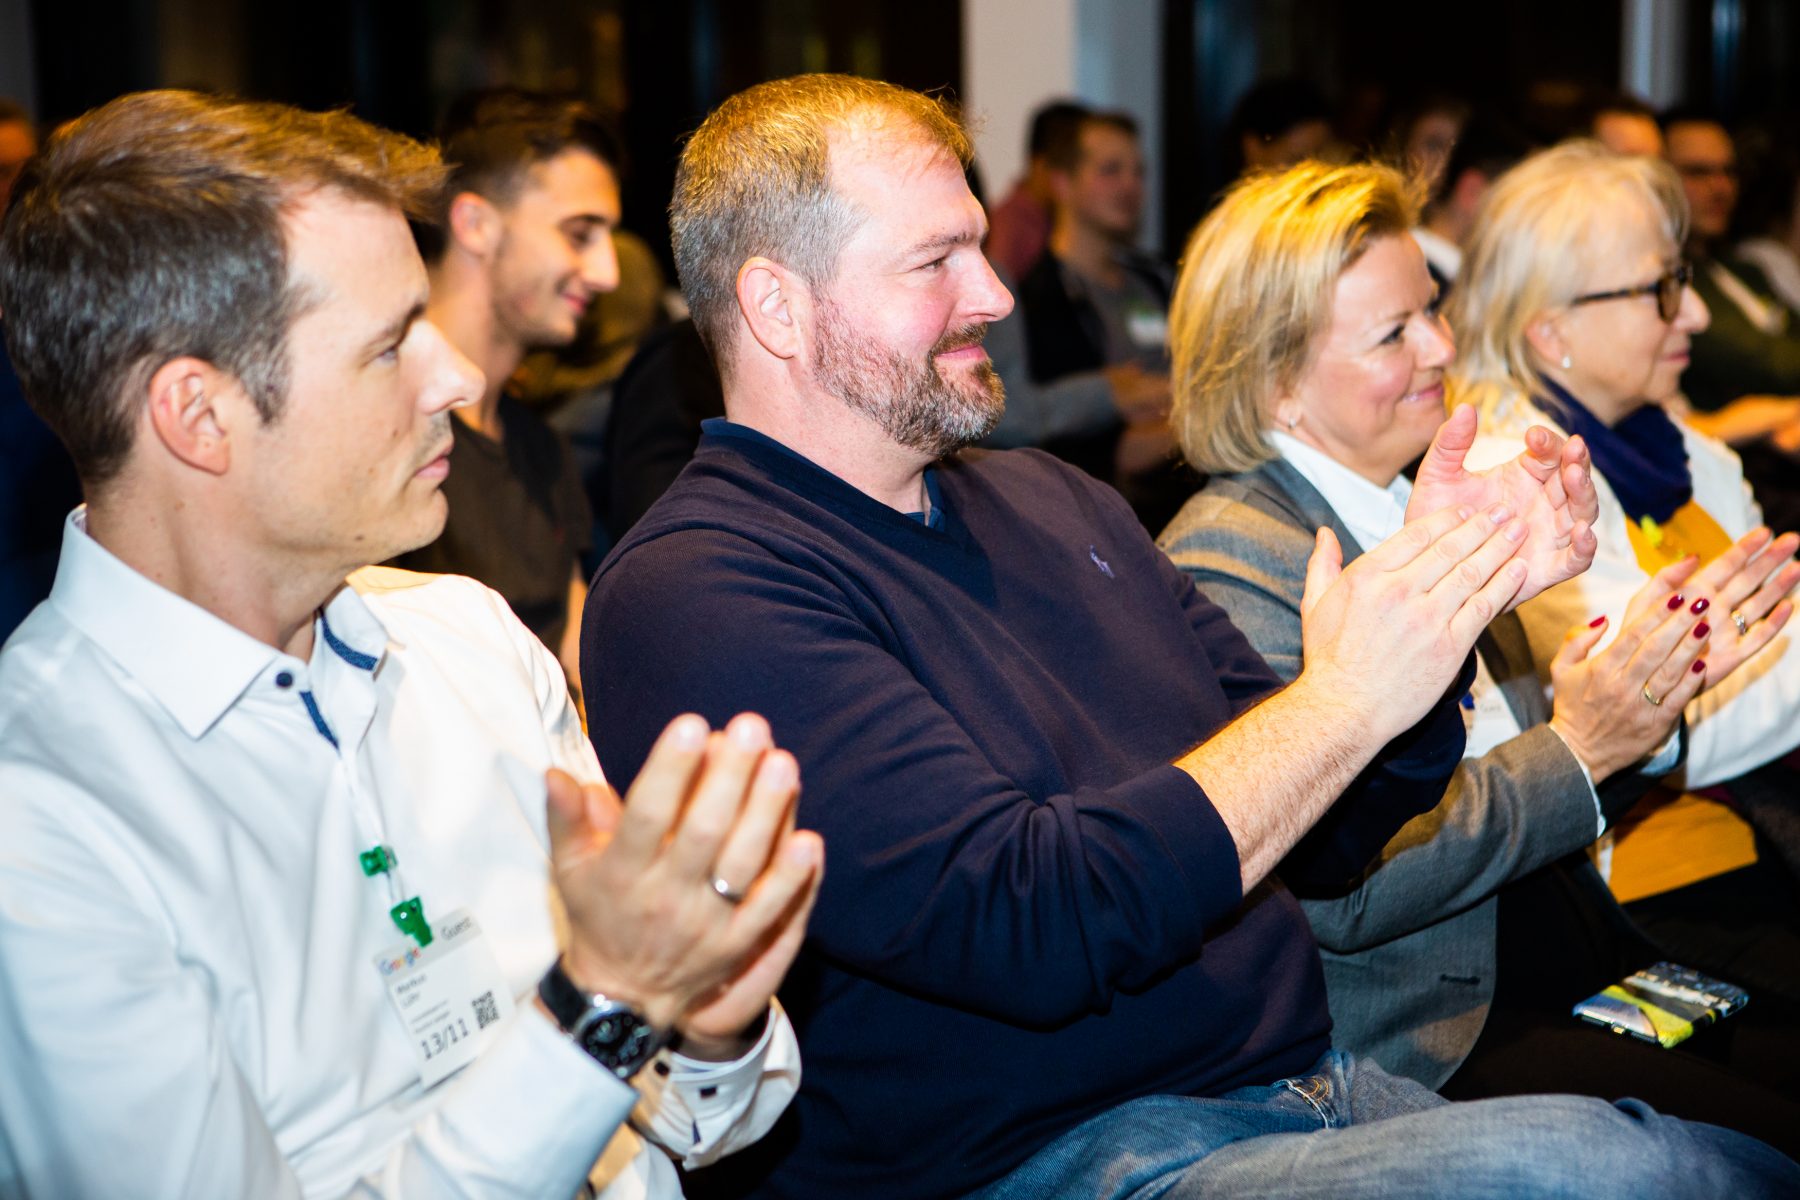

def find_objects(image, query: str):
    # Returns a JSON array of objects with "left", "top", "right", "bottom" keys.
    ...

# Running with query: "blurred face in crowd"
[
  {"left": 1061, "top": 121, "right": 1145, "bottom": 242},
  {"left": 1405, "top": 110, "right": 1462, "bottom": 195},
  {"left": 1665, "top": 121, "right": 1738, "bottom": 243},
  {"left": 239, "top": 192, "right": 481, "bottom": 570},
  {"left": 809, "top": 128, "right": 1014, "bottom": 458},
  {"left": 1542, "top": 202, "right": 1708, "bottom": 425},
  {"left": 1276, "top": 233, "right": 1455, "bottom": 486},
  {"left": 489, "top": 148, "right": 621, "bottom": 349},
  {"left": 1242, "top": 119, "right": 1331, "bottom": 172},
  {"left": 0, "top": 117, "right": 36, "bottom": 213},
  {"left": 1592, "top": 111, "right": 1664, "bottom": 159}
]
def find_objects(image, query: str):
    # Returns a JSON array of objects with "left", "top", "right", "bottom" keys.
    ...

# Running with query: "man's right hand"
[
  {"left": 543, "top": 713, "right": 824, "bottom": 1037},
  {"left": 1296, "top": 502, "right": 1529, "bottom": 746}
]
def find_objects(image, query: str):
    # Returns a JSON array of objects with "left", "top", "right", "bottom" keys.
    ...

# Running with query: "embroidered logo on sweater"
[{"left": 1088, "top": 546, "right": 1115, "bottom": 578}]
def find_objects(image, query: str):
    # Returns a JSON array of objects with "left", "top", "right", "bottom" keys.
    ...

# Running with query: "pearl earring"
[
  {"left": 1285, "top": 413, "right": 1300, "bottom": 431},
  {"left": 1560, "top": 355, "right": 1572, "bottom": 370}
]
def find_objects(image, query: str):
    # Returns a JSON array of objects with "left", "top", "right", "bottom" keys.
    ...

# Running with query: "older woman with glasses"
[
  {"left": 1451, "top": 141, "right": 1800, "bottom": 1019},
  {"left": 1159, "top": 157, "right": 1800, "bottom": 1152}
]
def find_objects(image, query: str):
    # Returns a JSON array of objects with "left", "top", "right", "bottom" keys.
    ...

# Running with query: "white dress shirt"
[
  {"left": 1269, "top": 431, "right": 1609, "bottom": 835},
  {"left": 0, "top": 512, "right": 797, "bottom": 1199}
]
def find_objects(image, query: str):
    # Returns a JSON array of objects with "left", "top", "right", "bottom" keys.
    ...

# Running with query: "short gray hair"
[{"left": 669, "top": 74, "right": 971, "bottom": 374}]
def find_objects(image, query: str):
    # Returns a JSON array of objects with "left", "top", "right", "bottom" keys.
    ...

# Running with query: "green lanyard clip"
[
  {"left": 359, "top": 845, "right": 397, "bottom": 876},
  {"left": 390, "top": 897, "right": 433, "bottom": 948}
]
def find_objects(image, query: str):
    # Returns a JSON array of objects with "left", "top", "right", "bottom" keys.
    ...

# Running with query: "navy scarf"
[{"left": 1538, "top": 380, "right": 1692, "bottom": 525}]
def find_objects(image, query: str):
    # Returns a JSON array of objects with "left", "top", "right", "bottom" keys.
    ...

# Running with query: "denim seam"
[{"left": 1281, "top": 1075, "right": 1337, "bottom": 1129}]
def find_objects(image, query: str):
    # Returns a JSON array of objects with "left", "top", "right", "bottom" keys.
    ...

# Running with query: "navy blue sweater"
[{"left": 583, "top": 424, "right": 1465, "bottom": 1198}]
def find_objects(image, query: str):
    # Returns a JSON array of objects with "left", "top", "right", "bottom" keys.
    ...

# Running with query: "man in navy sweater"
[{"left": 583, "top": 75, "right": 1798, "bottom": 1198}]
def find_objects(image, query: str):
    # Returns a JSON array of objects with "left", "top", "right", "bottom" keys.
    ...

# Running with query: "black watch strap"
[{"left": 538, "top": 960, "right": 666, "bottom": 1080}]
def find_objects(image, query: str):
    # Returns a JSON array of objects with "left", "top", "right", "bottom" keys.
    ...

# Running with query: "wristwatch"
[{"left": 537, "top": 959, "right": 667, "bottom": 1080}]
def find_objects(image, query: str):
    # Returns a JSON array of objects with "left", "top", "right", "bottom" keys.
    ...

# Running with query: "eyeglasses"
[{"left": 1570, "top": 263, "right": 1692, "bottom": 323}]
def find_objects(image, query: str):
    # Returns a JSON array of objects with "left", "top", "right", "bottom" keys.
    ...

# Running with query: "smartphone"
[{"left": 1572, "top": 961, "right": 1750, "bottom": 1048}]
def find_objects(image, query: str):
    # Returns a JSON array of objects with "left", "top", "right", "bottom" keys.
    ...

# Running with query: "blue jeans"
[{"left": 974, "top": 1050, "right": 1799, "bottom": 1199}]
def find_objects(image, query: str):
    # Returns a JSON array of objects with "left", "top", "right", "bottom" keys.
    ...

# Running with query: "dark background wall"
[{"left": 18, "top": 0, "right": 1800, "bottom": 263}]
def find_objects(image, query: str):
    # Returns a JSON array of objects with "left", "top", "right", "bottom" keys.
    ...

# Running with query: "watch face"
[{"left": 576, "top": 1007, "right": 658, "bottom": 1075}]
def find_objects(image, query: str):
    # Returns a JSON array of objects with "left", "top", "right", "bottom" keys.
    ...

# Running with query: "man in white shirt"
[{"left": 0, "top": 89, "right": 822, "bottom": 1198}]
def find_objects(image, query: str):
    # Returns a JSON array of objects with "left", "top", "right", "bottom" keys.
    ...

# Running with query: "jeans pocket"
[{"left": 1278, "top": 1072, "right": 1338, "bottom": 1129}]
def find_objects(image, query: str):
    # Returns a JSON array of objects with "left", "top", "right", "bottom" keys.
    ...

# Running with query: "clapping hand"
[
  {"left": 1617, "top": 527, "right": 1800, "bottom": 688},
  {"left": 544, "top": 713, "right": 823, "bottom": 1054},
  {"left": 1299, "top": 500, "right": 1528, "bottom": 745},
  {"left": 1408, "top": 405, "right": 1598, "bottom": 608}
]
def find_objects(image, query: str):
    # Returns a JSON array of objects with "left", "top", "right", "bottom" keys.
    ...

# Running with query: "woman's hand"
[
  {"left": 1546, "top": 593, "right": 1708, "bottom": 783},
  {"left": 1408, "top": 406, "right": 1598, "bottom": 608},
  {"left": 1619, "top": 526, "right": 1800, "bottom": 689}
]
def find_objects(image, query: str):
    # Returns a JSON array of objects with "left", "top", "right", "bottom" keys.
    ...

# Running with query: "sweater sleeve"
[
  {"left": 1159, "top": 498, "right": 1472, "bottom": 894},
  {"left": 584, "top": 529, "right": 1246, "bottom": 1029}
]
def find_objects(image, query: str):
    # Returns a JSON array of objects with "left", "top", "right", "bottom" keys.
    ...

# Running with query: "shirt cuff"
[
  {"left": 1642, "top": 727, "right": 1683, "bottom": 778},
  {"left": 632, "top": 1001, "right": 801, "bottom": 1165},
  {"left": 439, "top": 1004, "right": 640, "bottom": 1191}
]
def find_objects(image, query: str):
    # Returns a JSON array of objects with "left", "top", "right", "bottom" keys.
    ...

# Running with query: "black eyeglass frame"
[{"left": 1570, "top": 263, "right": 1692, "bottom": 324}]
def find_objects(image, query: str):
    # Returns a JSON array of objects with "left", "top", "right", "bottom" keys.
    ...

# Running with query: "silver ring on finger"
[
  {"left": 1731, "top": 609, "right": 1750, "bottom": 636},
  {"left": 710, "top": 876, "right": 747, "bottom": 905},
  {"left": 1641, "top": 682, "right": 1664, "bottom": 707}
]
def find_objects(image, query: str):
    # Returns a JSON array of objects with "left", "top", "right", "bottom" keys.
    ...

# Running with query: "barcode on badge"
[{"left": 473, "top": 990, "right": 500, "bottom": 1030}]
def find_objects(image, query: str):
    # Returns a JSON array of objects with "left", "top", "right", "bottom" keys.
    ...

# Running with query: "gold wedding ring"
[{"left": 1641, "top": 683, "right": 1664, "bottom": 707}]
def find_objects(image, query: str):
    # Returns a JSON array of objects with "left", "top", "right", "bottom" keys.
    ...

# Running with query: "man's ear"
[
  {"left": 447, "top": 191, "right": 503, "bottom": 259},
  {"left": 144, "top": 357, "right": 246, "bottom": 476},
  {"left": 736, "top": 256, "right": 807, "bottom": 362}
]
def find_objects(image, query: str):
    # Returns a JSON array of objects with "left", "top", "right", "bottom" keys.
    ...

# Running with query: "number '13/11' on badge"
[{"left": 373, "top": 907, "right": 517, "bottom": 1089}]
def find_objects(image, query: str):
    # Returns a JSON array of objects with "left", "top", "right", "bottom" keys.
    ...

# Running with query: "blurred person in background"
[
  {"left": 391, "top": 89, "right": 617, "bottom": 698},
  {"left": 1019, "top": 109, "right": 1190, "bottom": 528},
  {"left": 1392, "top": 93, "right": 1469, "bottom": 198},
  {"left": 1587, "top": 92, "right": 1665, "bottom": 159},
  {"left": 1662, "top": 112, "right": 1800, "bottom": 531},
  {"left": 1411, "top": 112, "right": 1535, "bottom": 294},
  {"left": 1229, "top": 77, "right": 1336, "bottom": 174},
  {"left": 0, "top": 96, "right": 80, "bottom": 645},
  {"left": 0, "top": 98, "right": 34, "bottom": 210},
  {"left": 984, "top": 98, "right": 1087, "bottom": 280},
  {"left": 515, "top": 228, "right": 676, "bottom": 564}
]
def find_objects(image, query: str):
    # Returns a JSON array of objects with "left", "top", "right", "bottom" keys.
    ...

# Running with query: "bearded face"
[{"left": 812, "top": 297, "right": 1005, "bottom": 460}]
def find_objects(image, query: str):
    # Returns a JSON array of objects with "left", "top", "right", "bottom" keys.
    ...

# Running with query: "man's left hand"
[{"left": 1408, "top": 404, "right": 1598, "bottom": 608}]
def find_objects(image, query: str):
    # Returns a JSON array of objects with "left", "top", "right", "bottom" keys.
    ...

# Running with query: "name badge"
[
  {"left": 1125, "top": 304, "right": 1168, "bottom": 350},
  {"left": 374, "top": 907, "right": 517, "bottom": 1089}
]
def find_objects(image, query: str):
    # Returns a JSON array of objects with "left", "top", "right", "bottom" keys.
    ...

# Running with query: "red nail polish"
[
  {"left": 1666, "top": 595, "right": 1685, "bottom": 611},
  {"left": 1693, "top": 659, "right": 1707, "bottom": 674},
  {"left": 1588, "top": 616, "right": 1607, "bottom": 628},
  {"left": 1691, "top": 598, "right": 1710, "bottom": 615},
  {"left": 1694, "top": 622, "right": 1710, "bottom": 639}
]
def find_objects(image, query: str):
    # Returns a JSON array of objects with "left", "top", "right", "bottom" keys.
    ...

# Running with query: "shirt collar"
[
  {"left": 47, "top": 509, "right": 390, "bottom": 740},
  {"left": 701, "top": 417, "right": 946, "bottom": 529},
  {"left": 1268, "top": 430, "right": 1412, "bottom": 552}
]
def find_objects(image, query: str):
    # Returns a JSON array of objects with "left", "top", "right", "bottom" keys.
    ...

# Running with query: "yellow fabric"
[
  {"left": 1610, "top": 499, "right": 1756, "bottom": 902},
  {"left": 1607, "top": 791, "right": 1759, "bottom": 903}
]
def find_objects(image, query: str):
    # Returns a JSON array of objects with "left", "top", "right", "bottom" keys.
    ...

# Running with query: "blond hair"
[
  {"left": 1447, "top": 140, "right": 1688, "bottom": 425},
  {"left": 670, "top": 74, "right": 971, "bottom": 369},
  {"left": 1169, "top": 160, "right": 1420, "bottom": 476}
]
